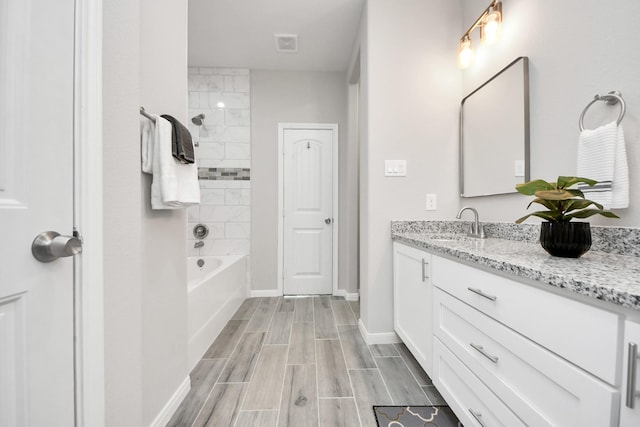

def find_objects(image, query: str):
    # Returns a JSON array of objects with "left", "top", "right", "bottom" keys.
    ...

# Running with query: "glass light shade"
[
  {"left": 457, "top": 38, "right": 474, "bottom": 69},
  {"left": 481, "top": 10, "right": 501, "bottom": 44}
]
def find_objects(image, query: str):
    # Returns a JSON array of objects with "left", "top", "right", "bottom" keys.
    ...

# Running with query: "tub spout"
[{"left": 194, "top": 241, "right": 205, "bottom": 248}]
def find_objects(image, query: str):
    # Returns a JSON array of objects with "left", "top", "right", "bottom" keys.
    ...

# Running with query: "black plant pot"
[{"left": 540, "top": 222, "right": 592, "bottom": 258}]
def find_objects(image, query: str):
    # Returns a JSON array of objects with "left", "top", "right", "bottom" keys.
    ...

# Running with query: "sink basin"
[{"left": 424, "top": 233, "right": 467, "bottom": 242}]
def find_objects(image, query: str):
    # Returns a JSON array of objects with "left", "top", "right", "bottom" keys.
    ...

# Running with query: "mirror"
[{"left": 460, "top": 56, "right": 530, "bottom": 197}]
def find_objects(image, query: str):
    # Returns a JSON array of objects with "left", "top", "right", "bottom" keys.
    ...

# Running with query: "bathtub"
[{"left": 187, "top": 254, "right": 246, "bottom": 369}]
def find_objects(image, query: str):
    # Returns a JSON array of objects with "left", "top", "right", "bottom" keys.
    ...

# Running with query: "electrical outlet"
[{"left": 426, "top": 194, "right": 437, "bottom": 210}]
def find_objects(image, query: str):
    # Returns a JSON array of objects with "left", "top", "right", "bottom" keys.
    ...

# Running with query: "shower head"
[{"left": 191, "top": 113, "right": 205, "bottom": 126}]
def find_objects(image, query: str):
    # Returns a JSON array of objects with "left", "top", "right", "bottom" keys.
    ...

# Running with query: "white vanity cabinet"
[
  {"left": 621, "top": 320, "right": 640, "bottom": 425},
  {"left": 392, "top": 242, "right": 433, "bottom": 376},
  {"left": 392, "top": 241, "right": 631, "bottom": 426},
  {"left": 430, "top": 255, "right": 620, "bottom": 426}
]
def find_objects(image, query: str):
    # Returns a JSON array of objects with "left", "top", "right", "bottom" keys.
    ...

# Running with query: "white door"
[
  {"left": 282, "top": 128, "right": 335, "bottom": 295},
  {"left": 0, "top": 0, "right": 77, "bottom": 425}
]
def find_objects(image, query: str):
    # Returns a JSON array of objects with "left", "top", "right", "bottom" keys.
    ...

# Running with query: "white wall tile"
[
  {"left": 187, "top": 206, "right": 200, "bottom": 222},
  {"left": 199, "top": 188, "right": 225, "bottom": 205},
  {"left": 225, "top": 223, "right": 250, "bottom": 238},
  {"left": 188, "top": 92, "right": 199, "bottom": 108},
  {"left": 225, "top": 143, "right": 251, "bottom": 160},
  {"left": 187, "top": 245, "right": 200, "bottom": 257},
  {"left": 200, "top": 238, "right": 250, "bottom": 256},
  {"left": 198, "top": 92, "right": 209, "bottom": 108},
  {"left": 196, "top": 142, "right": 225, "bottom": 160},
  {"left": 199, "top": 205, "right": 250, "bottom": 223},
  {"left": 208, "top": 126, "right": 250, "bottom": 143},
  {"left": 224, "top": 75, "right": 250, "bottom": 93},
  {"left": 186, "top": 68, "right": 251, "bottom": 261},
  {"left": 225, "top": 109, "right": 250, "bottom": 126},
  {"left": 225, "top": 188, "right": 251, "bottom": 205},
  {"left": 222, "top": 92, "right": 250, "bottom": 109}
]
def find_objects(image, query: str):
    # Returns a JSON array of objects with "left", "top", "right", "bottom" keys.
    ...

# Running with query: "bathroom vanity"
[{"left": 392, "top": 221, "right": 640, "bottom": 427}]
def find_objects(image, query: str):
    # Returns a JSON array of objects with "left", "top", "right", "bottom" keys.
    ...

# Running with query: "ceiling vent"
[{"left": 274, "top": 34, "right": 298, "bottom": 53}]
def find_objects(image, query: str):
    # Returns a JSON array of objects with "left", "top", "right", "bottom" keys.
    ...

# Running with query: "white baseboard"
[
  {"left": 149, "top": 376, "right": 190, "bottom": 427},
  {"left": 333, "top": 289, "right": 360, "bottom": 301},
  {"left": 249, "top": 289, "right": 281, "bottom": 297},
  {"left": 357, "top": 319, "right": 401, "bottom": 345}
]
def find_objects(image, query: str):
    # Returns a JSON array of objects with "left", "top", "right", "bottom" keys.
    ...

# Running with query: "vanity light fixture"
[{"left": 457, "top": 0, "right": 503, "bottom": 69}]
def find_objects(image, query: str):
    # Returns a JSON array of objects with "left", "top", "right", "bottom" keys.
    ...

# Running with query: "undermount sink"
[{"left": 424, "top": 233, "right": 469, "bottom": 242}]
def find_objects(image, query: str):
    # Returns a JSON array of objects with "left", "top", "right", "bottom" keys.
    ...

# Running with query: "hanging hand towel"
[
  {"left": 576, "top": 120, "right": 629, "bottom": 209},
  {"left": 141, "top": 115, "right": 200, "bottom": 210},
  {"left": 161, "top": 114, "right": 195, "bottom": 164}
]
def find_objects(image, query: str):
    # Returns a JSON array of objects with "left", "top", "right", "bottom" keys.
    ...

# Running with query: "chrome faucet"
[
  {"left": 194, "top": 241, "right": 205, "bottom": 248},
  {"left": 456, "top": 206, "right": 485, "bottom": 238}
]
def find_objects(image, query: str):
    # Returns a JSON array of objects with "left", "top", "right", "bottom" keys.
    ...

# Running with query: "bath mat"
[{"left": 373, "top": 405, "right": 463, "bottom": 427}]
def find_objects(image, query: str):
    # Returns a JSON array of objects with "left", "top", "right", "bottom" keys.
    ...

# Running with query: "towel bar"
[
  {"left": 579, "top": 91, "right": 625, "bottom": 131},
  {"left": 140, "top": 106, "right": 156, "bottom": 122}
]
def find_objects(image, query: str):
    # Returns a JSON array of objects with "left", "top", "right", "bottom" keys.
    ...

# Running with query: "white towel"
[
  {"left": 141, "top": 115, "right": 201, "bottom": 210},
  {"left": 576, "top": 120, "right": 629, "bottom": 209}
]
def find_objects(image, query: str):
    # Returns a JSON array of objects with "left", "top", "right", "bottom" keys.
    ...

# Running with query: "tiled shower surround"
[{"left": 187, "top": 67, "right": 251, "bottom": 259}]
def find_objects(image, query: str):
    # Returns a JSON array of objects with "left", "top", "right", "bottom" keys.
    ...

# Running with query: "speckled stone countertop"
[{"left": 391, "top": 221, "right": 640, "bottom": 311}]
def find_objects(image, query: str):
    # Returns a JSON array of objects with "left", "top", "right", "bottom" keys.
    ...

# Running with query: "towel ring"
[{"left": 579, "top": 91, "right": 626, "bottom": 131}]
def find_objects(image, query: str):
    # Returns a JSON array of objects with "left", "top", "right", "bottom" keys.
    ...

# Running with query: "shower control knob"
[{"left": 31, "top": 231, "right": 83, "bottom": 263}]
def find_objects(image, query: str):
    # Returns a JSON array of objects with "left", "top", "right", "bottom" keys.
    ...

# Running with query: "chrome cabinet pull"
[
  {"left": 468, "top": 408, "right": 487, "bottom": 427},
  {"left": 467, "top": 287, "right": 497, "bottom": 301},
  {"left": 421, "top": 258, "right": 429, "bottom": 282},
  {"left": 627, "top": 342, "right": 639, "bottom": 408},
  {"left": 470, "top": 343, "right": 499, "bottom": 364}
]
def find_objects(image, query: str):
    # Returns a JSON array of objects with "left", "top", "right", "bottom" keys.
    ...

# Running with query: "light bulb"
[
  {"left": 457, "top": 38, "right": 474, "bottom": 69},
  {"left": 481, "top": 9, "right": 501, "bottom": 45}
]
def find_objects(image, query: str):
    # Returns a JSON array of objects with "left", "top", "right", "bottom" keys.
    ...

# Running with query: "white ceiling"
[{"left": 188, "top": 0, "right": 365, "bottom": 72}]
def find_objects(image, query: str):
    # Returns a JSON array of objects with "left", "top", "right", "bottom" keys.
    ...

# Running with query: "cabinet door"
[
  {"left": 393, "top": 242, "right": 432, "bottom": 376},
  {"left": 621, "top": 321, "right": 640, "bottom": 426}
]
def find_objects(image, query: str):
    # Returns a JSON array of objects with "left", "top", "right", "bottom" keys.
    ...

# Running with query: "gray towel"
[{"left": 160, "top": 114, "right": 195, "bottom": 164}]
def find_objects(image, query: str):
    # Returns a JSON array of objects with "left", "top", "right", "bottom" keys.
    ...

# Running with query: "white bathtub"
[{"left": 187, "top": 255, "right": 246, "bottom": 369}]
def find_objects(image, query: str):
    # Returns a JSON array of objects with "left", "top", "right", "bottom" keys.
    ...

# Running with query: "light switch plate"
[{"left": 384, "top": 160, "right": 407, "bottom": 177}]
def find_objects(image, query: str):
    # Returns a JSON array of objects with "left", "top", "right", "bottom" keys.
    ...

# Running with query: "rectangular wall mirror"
[{"left": 460, "top": 56, "right": 530, "bottom": 197}]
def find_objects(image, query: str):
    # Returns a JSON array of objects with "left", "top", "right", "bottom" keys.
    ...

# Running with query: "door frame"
[
  {"left": 74, "top": 0, "right": 105, "bottom": 425},
  {"left": 277, "top": 123, "right": 339, "bottom": 296}
]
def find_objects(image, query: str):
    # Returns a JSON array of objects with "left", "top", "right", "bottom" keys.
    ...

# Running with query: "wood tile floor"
[{"left": 168, "top": 296, "right": 446, "bottom": 427}]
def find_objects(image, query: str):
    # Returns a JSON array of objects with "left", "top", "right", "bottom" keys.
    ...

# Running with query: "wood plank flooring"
[{"left": 168, "top": 296, "right": 445, "bottom": 427}]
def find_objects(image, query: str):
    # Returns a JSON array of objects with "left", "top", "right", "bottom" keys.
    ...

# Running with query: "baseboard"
[
  {"left": 249, "top": 289, "right": 281, "bottom": 297},
  {"left": 358, "top": 318, "right": 401, "bottom": 345},
  {"left": 333, "top": 289, "right": 360, "bottom": 301},
  {"left": 149, "top": 376, "right": 190, "bottom": 427}
]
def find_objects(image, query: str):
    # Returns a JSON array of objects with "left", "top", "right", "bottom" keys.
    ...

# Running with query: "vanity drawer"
[
  {"left": 433, "top": 338, "right": 526, "bottom": 427},
  {"left": 432, "top": 255, "right": 621, "bottom": 384},
  {"left": 434, "top": 288, "right": 619, "bottom": 427}
]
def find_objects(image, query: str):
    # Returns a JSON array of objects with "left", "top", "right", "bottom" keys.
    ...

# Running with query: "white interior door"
[
  {"left": 0, "top": 0, "right": 76, "bottom": 425},
  {"left": 283, "top": 128, "right": 334, "bottom": 295}
]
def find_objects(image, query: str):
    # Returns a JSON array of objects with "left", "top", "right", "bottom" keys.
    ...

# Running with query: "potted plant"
[{"left": 515, "top": 176, "right": 619, "bottom": 258}]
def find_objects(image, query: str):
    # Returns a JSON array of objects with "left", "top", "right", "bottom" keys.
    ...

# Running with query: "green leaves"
[{"left": 514, "top": 176, "right": 619, "bottom": 224}]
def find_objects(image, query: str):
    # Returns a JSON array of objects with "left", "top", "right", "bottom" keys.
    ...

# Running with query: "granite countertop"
[{"left": 391, "top": 221, "right": 640, "bottom": 311}]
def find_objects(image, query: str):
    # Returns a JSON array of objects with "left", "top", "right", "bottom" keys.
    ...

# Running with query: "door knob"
[
  {"left": 324, "top": 217, "right": 332, "bottom": 225},
  {"left": 32, "top": 231, "right": 83, "bottom": 263}
]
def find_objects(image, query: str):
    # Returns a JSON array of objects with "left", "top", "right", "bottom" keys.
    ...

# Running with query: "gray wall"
[
  {"left": 357, "top": 0, "right": 462, "bottom": 336},
  {"left": 103, "top": 0, "right": 143, "bottom": 425},
  {"left": 139, "top": 0, "right": 189, "bottom": 424},
  {"left": 458, "top": 0, "right": 640, "bottom": 227},
  {"left": 356, "top": 0, "right": 640, "bottom": 339},
  {"left": 103, "top": 0, "right": 189, "bottom": 425},
  {"left": 250, "top": 70, "right": 352, "bottom": 293}
]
